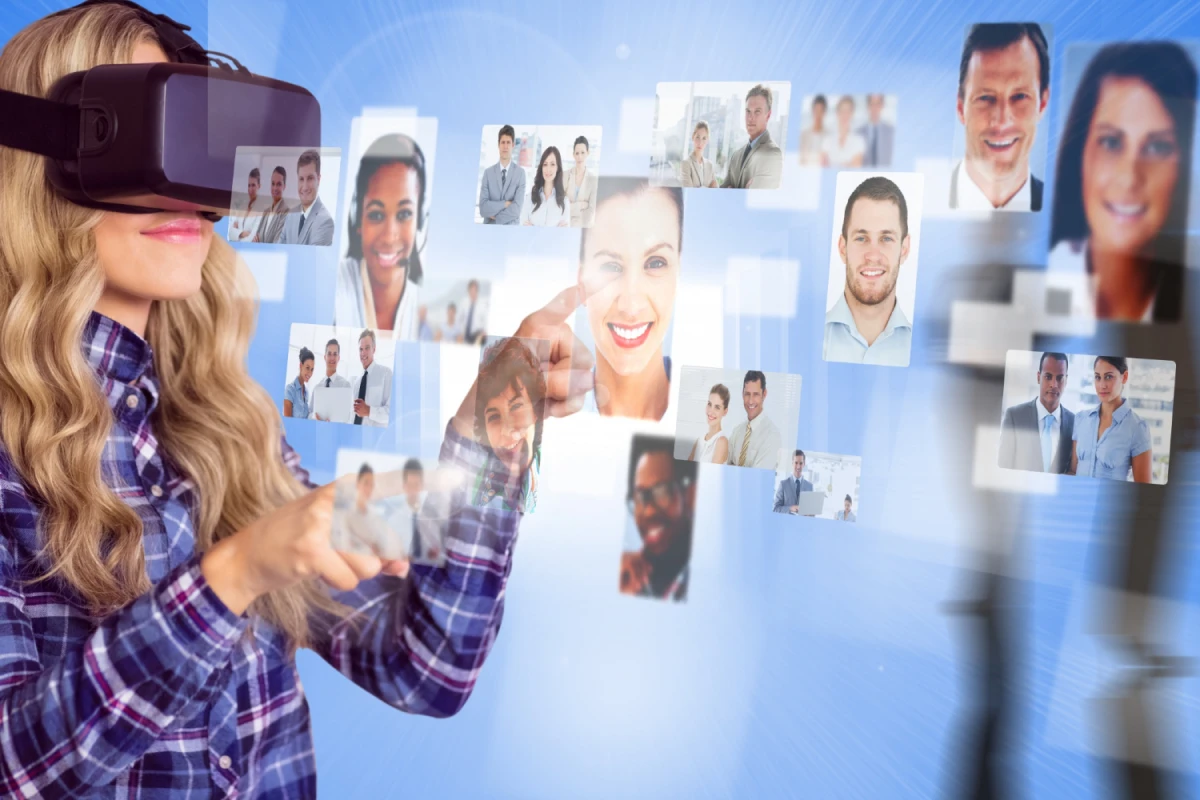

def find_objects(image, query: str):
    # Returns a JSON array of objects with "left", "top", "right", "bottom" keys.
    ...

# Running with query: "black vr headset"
[{"left": 0, "top": 0, "right": 320, "bottom": 219}]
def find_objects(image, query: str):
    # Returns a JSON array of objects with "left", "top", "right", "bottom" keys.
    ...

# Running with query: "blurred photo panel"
[{"left": 798, "top": 93, "right": 898, "bottom": 168}]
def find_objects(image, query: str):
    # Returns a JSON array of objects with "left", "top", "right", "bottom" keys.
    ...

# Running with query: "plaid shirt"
[{"left": 0, "top": 312, "right": 521, "bottom": 798}]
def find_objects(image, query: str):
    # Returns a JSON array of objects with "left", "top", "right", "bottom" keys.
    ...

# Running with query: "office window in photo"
[{"left": 771, "top": 450, "right": 862, "bottom": 521}]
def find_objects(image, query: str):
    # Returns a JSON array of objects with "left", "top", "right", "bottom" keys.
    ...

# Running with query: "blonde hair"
[
  {"left": 0, "top": 4, "right": 345, "bottom": 649},
  {"left": 692, "top": 120, "right": 710, "bottom": 136}
]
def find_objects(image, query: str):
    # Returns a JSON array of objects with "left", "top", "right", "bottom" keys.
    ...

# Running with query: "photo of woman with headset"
[
  {"left": 333, "top": 132, "right": 428, "bottom": 337},
  {"left": 0, "top": 2, "right": 594, "bottom": 796}
]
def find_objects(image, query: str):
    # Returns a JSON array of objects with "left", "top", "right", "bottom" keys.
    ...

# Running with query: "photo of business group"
[
  {"left": 1047, "top": 41, "right": 1197, "bottom": 323},
  {"left": 673, "top": 367, "right": 802, "bottom": 473},
  {"left": 417, "top": 278, "right": 490, "bottom": 344},
  {"left": 950, "top": 23, "right": 1051, "bottom": 212},
  {"left": 798, "top": 94, "right": 897, "bottom": 168},
  {"left": 228, "top": 146, "right": 341, "bottom": 246},
  {"left": 576, "top": 176, "right": 683, "bottom": 421},
  {"left": 620, "top": 435, "right": 699, "bottom": 603},
  {"left": 650, "top": 81, "right": 791, "bottom": 190},
  {"left": 474, "top": 124, "right": 603, "bottom": 227},
  {"left": 998, "top": 350, "right": 1175, "bottom": 484},
  {"left": 334, "top": 114, "right": 439, "bottom": 339},
  {"left": 283, "top": 323, "right": 395, "bottom": 427},
  {"left": 331, "top": 450, "right": 446, "bottom": 567},
  {"left": 772, "top": 450, "right": 862, "bottom": 521},
  {"left": 823, "top": 172, "right": 924, "bottom": 367},
  {"left": 468, "top": 336, "right": 551, "bottom": 514}
]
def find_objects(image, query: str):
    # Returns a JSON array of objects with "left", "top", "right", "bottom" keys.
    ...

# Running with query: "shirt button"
[
  {"left": 218, "top": 755, "right": 232, "bottom": 769},
  {"left": 125, "top": 394, "right": 139, "bottom": 409},
  {"left": 150, "top": 484, "right": 163, "bottom": 498}
]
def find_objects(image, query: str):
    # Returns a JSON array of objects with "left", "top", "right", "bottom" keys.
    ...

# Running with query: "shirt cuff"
[{"left": 155, "top": 553, "right": 248, "bottom": 672}]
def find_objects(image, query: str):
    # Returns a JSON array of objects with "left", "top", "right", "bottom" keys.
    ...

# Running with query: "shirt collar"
[
  {"left": 1036, "top": 398, "right": 1061, "bottom": 424},
  {"left": 83, "top": 310, "right": 160, "bottom": 414},
  {"left": 826, "top": 292, "right": 911, "bottom": 340},
  {"left": 955, "top": 159, "right": 1032, "bottom": 211},
  {"left": 748, "top": 131, "right": 765, "bottom": 149}
]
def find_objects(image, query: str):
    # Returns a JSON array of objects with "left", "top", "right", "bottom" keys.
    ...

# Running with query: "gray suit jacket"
[
  {"left": 279, "top": 196, "right": 334, "bottom": 246},
  {"left": 478, "top": 162, "right": 526, "bottom": 225},
  {"left": 857, "top": 122, "right": 894, "bottom": 168},
  {"left": 721, "top": 129, "right": 783, "bottom": 189},
  {"left": 773, "top": 476, "right": 814, "bottom": 513},
  {"left": 998, "top": 398, "right": 1075, "bottom": 474}
]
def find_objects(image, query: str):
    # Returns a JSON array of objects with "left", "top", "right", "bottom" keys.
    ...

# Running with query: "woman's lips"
[
  {"left": 371, "top": 248, "right": 406, "bottom": 268},
  {"left": 141, "top": 217, "right": 204, "bottom": 244},
  {"left": 1104, "top": 200, "right": 1148, "bottom": 222},
  {"left": 607, "top": 321, "right": 652, "bottom": 349}
]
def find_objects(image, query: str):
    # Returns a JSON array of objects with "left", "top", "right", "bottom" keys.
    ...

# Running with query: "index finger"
[{"left": 526, "top": 277, "right": 607, "bottom": 327}]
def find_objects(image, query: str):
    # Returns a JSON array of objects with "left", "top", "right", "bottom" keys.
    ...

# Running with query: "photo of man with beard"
[
  {"left": 619, "top": 435, "right": 699, "bottom": 603},
  {"left": 823, "top": 174, "right": 923, "bottom": 367}
]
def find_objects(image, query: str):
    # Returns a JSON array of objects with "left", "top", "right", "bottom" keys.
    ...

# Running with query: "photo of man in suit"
[
  {"left": 720, "top": 84, "right": 784, "bottom": 190},
  {"left": 254, "top": 165, "right": 290, "bottom": 243},
  {"left": 773, "top": 450, "right": 815, "bottom": 514},
  {"left": 478, "top": 124, "right": 525, "bottom": 224},
  {"left": 950, "top": 23, "right": 1050, "bottom": 212},
  {"left": 998, "top": 351, "right": 1075, "bottom": 473},
  {"left": 858, "top": 94, "right": 895, "bottom": 168},
  {"left": 279, "top": 149, "right": 335, "bottom": 246},
  {"left": 726, "top": 371, "right": 783, "bottom": 469}
]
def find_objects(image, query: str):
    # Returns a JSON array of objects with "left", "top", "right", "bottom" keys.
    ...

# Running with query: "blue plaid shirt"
[{"left": 0, "top": 312, "right": 522, "bottom": 797}]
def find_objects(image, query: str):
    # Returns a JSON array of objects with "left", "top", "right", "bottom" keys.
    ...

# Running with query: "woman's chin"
[{"left": 598, "top": 342, "right": 661, "bottom": 377}]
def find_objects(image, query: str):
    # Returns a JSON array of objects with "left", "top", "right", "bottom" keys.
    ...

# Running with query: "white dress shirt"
[
  {"left": 726, "top": 412, "right": 783, "bottom": 469},
  {"left": 308, "top": 373, "right": 353, "bottom": 420},
  {"left": 334, "top": 256, "right": 420, "bottom": 339},
  {"left": 519, "top": 189, "right": 571, "bottom": 227},
  {"left": 1036, "top": 398, "right": 1062, "bottom": 473},
  {"left": 822, "top": 131, "right": 866, "bottom": 167},
  {"left": 953, "top": 159, "right": 1032, "bottom": 211},
  {"left": 350, "top": 361, "right": 393, "bottom": 427}
]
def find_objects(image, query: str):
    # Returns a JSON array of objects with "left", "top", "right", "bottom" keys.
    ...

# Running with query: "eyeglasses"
[{"left": 627, "top": 477, "right": 690, "bottom": 514}]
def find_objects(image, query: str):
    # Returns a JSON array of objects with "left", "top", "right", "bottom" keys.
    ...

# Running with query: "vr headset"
[{"left": 0, "top": 0, "right": 320, "bottom": 219}]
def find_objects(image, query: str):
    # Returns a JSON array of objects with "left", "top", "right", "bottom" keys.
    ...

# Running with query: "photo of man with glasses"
[{"left": 619, "top": 435, "right": 699, "bottom": 603}]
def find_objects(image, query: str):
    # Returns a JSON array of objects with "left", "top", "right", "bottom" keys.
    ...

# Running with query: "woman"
[
  {"left": 1070, "top": 356, "right": 1153, "bottom": 483},
  {"left": 520, "top": 145, "right": 571, "bottom": 227},
  {"left": 687, "top": 384, "right": 729, "bottom": 463},
  {"left": 679, "top": 121, "right": 718, "bottom": 188},
  {"left": 823, "top": 95, "right": 865, "bottom": 168},
  {"left": 334, "top": 132, "right": 426, "bottom": 337},
  {"left": 800, "top": 94, "right": 830, "bottom": 166},
  {"left": 228, "top": 167, "right": 262, "bottom": 241},
  {"left": 1049, "top": 43, "right": 1197, "bottom": 323},
  {"left": 564, "top": 135, "right": 598, "bottom": 226},
  {"left": 473, "top": 337, "right": 546, "bottom": 513},
  {"left": 0, "top": 5, "right": 522, "bottom": 796},
  {"left": 579, "top": 177, "right": 683, "bottom": 420},
  {"left": 283, "top": 346, "right": 315, "bottom": 418}
]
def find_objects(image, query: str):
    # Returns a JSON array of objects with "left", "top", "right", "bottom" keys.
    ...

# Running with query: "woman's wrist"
[{"left": 200, "top": 535, "right": 259, "bottom": 616}]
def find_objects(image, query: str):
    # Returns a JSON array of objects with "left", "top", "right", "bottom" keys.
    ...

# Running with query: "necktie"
[
  {"left": 742, "top": 142, "right": 752, "bottom": 165},
  {"left": 354, "top": 369, "right": 368, "bottom": 425},
  {"left": 738, "top": 423, "right": 752, "bottom": 467},
  {"left": 869, "top": 127, "right": 878, "bottom": 166},
  {"left": 465, "top": 303, "right": 475, "bottom": 340},
  {"left": 325, "top": 377, "right": 331, "bottom": 388},
  {"left": 298, "top": 212, "right": 308, "bottom": 237},
  {"left": 1040, "top": 413, "right": 1055, "bottom": 471},
  {"left": 501, "top": 167, "right": 507, "bottom": 189}
]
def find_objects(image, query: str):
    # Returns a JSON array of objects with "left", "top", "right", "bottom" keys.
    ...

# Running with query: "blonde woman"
[
  {"left": 680, "top": 120, "right": 718, "bottom": 188},
  {"left": 0, "top": 3, "right": 599, "bottom": 795}
]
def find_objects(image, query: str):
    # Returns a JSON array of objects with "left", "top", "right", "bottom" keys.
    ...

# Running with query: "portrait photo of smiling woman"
[
  {"left": 1048, "top": 42, "right": 1197, "bottom": 323},
  {"left": 334, "top": 116, "right": 439, "bottom": 338},
  {"left": 577, "top": 177, "right": 684, "bottom": 420}
]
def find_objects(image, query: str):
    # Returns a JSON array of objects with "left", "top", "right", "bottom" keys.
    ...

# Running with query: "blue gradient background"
[{"left": 3, "top": 1, "right": 1200, "bottom": 797}]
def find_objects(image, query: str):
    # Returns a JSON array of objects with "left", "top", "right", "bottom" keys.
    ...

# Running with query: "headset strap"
[{"left": 0, "top": 90, "right": 79, "bottom": 160}]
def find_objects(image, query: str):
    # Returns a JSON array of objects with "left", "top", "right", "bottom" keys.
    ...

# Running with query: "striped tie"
[{"left": 737, "top": 423, "right": 752, "bottom": 466}]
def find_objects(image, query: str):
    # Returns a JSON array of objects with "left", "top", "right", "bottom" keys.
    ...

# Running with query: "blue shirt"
[
  {"left": 284, "top": 374, "right": 311, "bottom": 418},
  {"left": 823, "top": 293, "right": 912, "bottom": 367},
  {"left": 1072, "top": 401, "right": 1152, "bottom": 481}
]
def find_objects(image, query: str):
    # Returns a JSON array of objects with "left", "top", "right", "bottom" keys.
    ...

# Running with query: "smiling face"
[
  {"left": 743, "top": 379, "right": 766, "bottom": 421},
  {"left": 541, "top": 150, "right": 559, "bottom": 186},
  {"left": 792, "top": 452, "right": 805, "bottom": 479},
  {"left": 692, "top": 126, "right": 709, "bottom": 155},
  {"left": 299, "top": 357, "right": 314, "bottom": 384},
  {"left": 705, "top": 392, "right": 727, "bottom": 426},
  {"left": 839, "top": 197, "right": 910, "bottom": 307},
  {"left": 92, "top": 41, "right": 212, "bottom": 304},
  {"left": 745, "top": 94, "right": 770, "bottom": 140},
  {"left": 958, "top": 35, "right": 1047, "bottom": 182},
  {"left": 837, "top": 98, "right": 854, "bottom": 134},
  {"left": 297, "top": 162, "right": 319, "bottom": 208},
  {"left": 1082, "top": 76, "right": 1181, "bottom": 257},
  {"left": 271, "top": 170, "right": 285, "bottom": 202},
  {"left": 1093, "top": 358, "right": 1129, "bottom": 403},
  {"left": 403, "top": 472, "right": 423, "bottom": 506},
  {"left": 247, "top": 174, "right": 259, "bottom": 203},
  {"left": 324, "top": 343, "right": 340, "bottom": 374},
  {"left": 844, "top": 498, "right": 852, "bottom": 513},
  {"left": 1037, "top": 355, "right": 1068, "bottom": 413},
  {"left": 359, "top": 162, "right": 418, "bottom": 292},
  {"left": 574, "top": 142, "right": 588, "bottom": 166},
  {"left": 812, "top": 99, "right": 827, "bottom": 128},
  {"left": 868, "top": 94, "right": 885, "bottom": 123},
  {"left": 581, "top": 189, "right": 680, "bottom": 377},
  {"left": 484, "top": 381, "right": 537, "bottom": 472},
  {"left": 358, "top": 335, "right": 375, "bottom": 369},
  {"left": 632, "top": 452, "right": 688, "bottom": 558}
]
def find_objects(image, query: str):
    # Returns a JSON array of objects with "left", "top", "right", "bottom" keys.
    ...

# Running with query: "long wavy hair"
[
  {"left": 530, "top": 146, "right": 566, "bottom": 213},
  {"left": 0, "top": 4, "right": 346, "bottom": 649}
]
